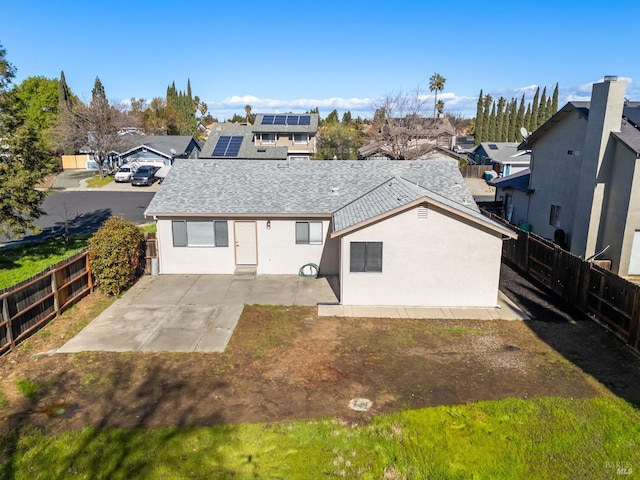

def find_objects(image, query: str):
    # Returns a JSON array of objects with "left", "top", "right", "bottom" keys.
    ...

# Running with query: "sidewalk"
[{"left": 50, "top": 170, "right": 160, "bottom": 192}]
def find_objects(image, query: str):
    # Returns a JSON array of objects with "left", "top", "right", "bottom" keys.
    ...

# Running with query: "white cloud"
[{"left": 515, "top": 84, "right": 538, "bottom": 93}]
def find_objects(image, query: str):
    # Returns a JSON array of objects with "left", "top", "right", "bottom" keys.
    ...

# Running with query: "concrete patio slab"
[{"left": 57, "top": 274, "right": 336, "bottom": 354}]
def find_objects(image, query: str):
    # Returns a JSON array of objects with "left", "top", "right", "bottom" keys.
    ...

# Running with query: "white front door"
[
  {"left": 234, "top": 221, "right": 257, "bottom": 265},
  {"left": 629, "top": 230, "right": 640, "bottom": 275}
]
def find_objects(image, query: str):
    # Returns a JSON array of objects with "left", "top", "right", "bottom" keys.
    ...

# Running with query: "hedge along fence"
[
  {"left": 484, "top": 210, "right": 640, "bottom": 353},
  {"left": 0, "top": 250, "right": 92, "bottom": 355}
]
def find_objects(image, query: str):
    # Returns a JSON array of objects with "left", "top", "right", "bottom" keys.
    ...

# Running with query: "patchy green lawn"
[{"left": 2, "top": 396, "right": 638, "bottom": 479}]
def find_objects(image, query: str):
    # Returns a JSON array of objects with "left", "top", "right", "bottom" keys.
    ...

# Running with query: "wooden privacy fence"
[
  {"left": 459, "top": 164, "right": 491, "bottom": 179},
  {"left": 0, "top": 250, "right": 92, "bottom": 355},
  {"left": 485, "top": 211, "right": 640, "bottom": 353}
]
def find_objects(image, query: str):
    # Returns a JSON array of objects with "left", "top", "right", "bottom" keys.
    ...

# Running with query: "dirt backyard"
[{"left": 2, "top": 264, "right": 640, "bottom": 437}]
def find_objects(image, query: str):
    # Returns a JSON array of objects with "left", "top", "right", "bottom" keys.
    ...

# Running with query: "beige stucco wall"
[
  {"left": 495, "top": 188, "right": 530, "bottom": 227},
  {"left": 338, "top": 205, "right": 504, "bottom": 307},
  {"left": 156, "top": 217, "right": 339, "bottom": 275},
  {"left": 255, "top": 133, "right": 316, "bottom": 154},
  {"left": 527, "top": 111, "right": 587, "bottom": 244},
  {"left": 600, "top": 143, "right": 640, "bottom": 275}
]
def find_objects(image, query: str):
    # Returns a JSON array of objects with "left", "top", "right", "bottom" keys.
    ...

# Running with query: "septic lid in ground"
[{"left": 348, "top": 398, "right": 372, "bottom": 411}]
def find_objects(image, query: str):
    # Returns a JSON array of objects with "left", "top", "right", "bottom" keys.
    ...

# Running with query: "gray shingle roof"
[
  {"left": 120, "top": 135, "right": 198, "bottom": 157},
  {"left": 145, "top": 157, "right": 477, "bottom": 217},
  {"left": 474, "top": 142, "right": 530, "bottom": 164},
  {"left": 201, "top": 124, "right": 288, "bottom": 160}
]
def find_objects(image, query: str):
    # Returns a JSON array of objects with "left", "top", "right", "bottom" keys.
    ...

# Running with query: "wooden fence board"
[
  {"left": 0, "top": 250, "right": 91, "bottom": 355},
  {"left": 480, "top": 208, "right": 640, "bottom": 354}
]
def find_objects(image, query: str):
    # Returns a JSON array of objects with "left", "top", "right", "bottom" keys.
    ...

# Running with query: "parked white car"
[{"left": 114, "top": 165, "right": 136, "bottom": 183}]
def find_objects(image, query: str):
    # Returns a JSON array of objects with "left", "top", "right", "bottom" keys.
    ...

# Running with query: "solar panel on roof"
[
  {"left": 299, "top": 115, "right": 311, "bottom": 125},
  {"left": 226, "top": 136, "right": 243, "bottom": 156},
  {"left": 286, "top": 115, "right": 299, "bottom": 125},
  {"left": 488, "top": 144, "right": 499, "bottom": 150},
  {"left": 274, "top": 115, "right": 286, "bottom": 125},
  {"left": 212, "top": 135, "right": 243, "bottom": 156},
  {"left": 262, "top": 115, "right": 275, "bottom": 124},
  {"left": 212, "top": 136, "right": 232, "bottom": 156}
]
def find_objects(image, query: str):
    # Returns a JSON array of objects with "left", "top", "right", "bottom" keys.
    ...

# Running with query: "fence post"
[
  {"left": 86, "top": 252, "right": 93, "bottom": 292},
  {"left": 629, "top": 289, "right": 640, "bottom": 351},
  {"left": 51, "top": 269, "right": 60, "bottom": 317},
  {"left": 2, "top": 296, "right": 14, "bottom": 351}
]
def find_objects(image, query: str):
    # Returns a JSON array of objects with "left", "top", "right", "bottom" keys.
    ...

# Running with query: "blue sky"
[{"left": 1, "top": 0, "right": 639, "bottom": 121}]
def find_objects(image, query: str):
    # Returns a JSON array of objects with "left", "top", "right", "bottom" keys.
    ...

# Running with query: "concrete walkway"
[
  {"left": 56, "top": 272, "right": 338, "bottom": 354},
  {"left": 318, "top": 292, "right": 528, "bottom": 320}
]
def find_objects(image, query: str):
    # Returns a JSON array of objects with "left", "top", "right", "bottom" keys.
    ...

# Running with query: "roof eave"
[{"left": 330, "top": 196, "right": 516, "bottom": 239}]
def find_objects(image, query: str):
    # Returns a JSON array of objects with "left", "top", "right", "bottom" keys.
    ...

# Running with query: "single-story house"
[
  {"left": 118, "top": 135, "right": 202, "bottom": 167},
  {"left": 469, "top": 142, "right": 531, "bottom": 176},
  {"left": 144, "top": 157, "right": 515, "bottom": 308},
  {"left": 488, "top": 168, "right": 532, "bottom": 225}
]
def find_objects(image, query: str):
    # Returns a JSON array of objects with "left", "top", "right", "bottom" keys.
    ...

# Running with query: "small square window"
[
  {"left": 293, "top": 133, "right": 309, "bottom": 144},
  {"left": 350, "top": 242, "right": 383, "bottom": 272}
]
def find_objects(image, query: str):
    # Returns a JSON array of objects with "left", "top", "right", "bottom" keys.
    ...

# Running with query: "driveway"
[{"left": 57, "top": 272, "right": 339, "bottom": 354}]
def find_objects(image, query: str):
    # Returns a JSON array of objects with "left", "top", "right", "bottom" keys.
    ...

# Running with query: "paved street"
[{"left": 1, "top": 191, "right": 155, "bottom": 245}]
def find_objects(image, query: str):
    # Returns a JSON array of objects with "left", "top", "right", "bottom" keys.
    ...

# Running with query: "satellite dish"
[
  {"left": 170, "top": 148, "right": 177, "bottom": 155},
  {"left": 520, "top": 127, "right": 529, "bottom": 139}
]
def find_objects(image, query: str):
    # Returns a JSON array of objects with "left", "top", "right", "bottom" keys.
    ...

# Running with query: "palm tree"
[
  {"left": 244, "top": 104, "right": 252, "bottom": 125},
  {"left": 429, "top": 73, "right": 446, "bottom": 117}
]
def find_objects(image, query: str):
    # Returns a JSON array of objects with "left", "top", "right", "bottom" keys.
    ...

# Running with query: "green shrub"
[{"left": 89, "top": 217, "right": 145, "bottom": 296}]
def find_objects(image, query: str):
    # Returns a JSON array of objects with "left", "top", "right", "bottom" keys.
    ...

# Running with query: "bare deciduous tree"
[
  {"left": 53, "top": 77, "right": 131, "bottom": 177},
  {"left": 369, "top": 87, "right": 444, "bottom": 160}
]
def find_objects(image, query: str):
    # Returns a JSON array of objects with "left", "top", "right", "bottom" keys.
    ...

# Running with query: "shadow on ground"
[
  {"left": 0, "top": 358, "right": 234, "bottom": 478},
  {"left": 500, "top": 262, "right": 640, "bottom": 407}
]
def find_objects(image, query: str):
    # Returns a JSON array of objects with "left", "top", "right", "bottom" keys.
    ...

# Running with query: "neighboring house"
[
  {"left": 509, "top": 76, "right": 640, "bottom": 276},
  {"left": 202, "top": 123, "right": 288, "bottom": 160},
  {"left": 118, "top": 135, "right": 201, "bottom": 167},
  {"left": 144, "top": 157, "right": 515, "bottom": 308},
  {"left": 469, "top": 142, "right": 531, "bottom": 176},
  {"left": 488, "top": 169, "right": 532, "bottom": 225},
  {"left": 452, "top": 135, "right": 476, "bottom": 154},
  {"left": 358, "top": 116, "right": 455, "bottom": 160},
  {"left": 201, "top": 114, "right": 319, "bottom": 160}
]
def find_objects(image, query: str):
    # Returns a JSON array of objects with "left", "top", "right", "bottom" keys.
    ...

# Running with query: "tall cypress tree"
[
  {"left": 488, "top": 101, "right": 497, "bottom": 141},
  {"left": 551, "top": 83, "right": 559, "bottom": 114},
  {"left": 481, "top": 94, "right": 493, "bottom": 143},
  {"left": 58, "top": 70, "right": 71, "bottom": 111},
  {"left": 496, "top": 97, "right": 506, "bottom": 142},
  {"left": 508, "top": 98, "right": 517, "bottom": 142},
  {"left": 91, "top": 76, "right": 106, "bottom": 102},
  {"left": 537, "top": 87, "right": 547, "bottom": 129},
  {"left": 516, "top": 94, "right": 526, "bottom": 140},
  {"left": 474, "top": 90, "right": 484, "bottom": 145},
  {"left": 524, "top": 104, "right": 532, "bottom": 134},
  {"left": 530, "top": 87, "right": 539, "bottom": 132}
]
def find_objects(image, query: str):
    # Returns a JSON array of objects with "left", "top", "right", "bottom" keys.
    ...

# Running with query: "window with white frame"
[
  {"left": 292, "top": 133, "right": 309, "bottom": 145},
  {"left": 549, "top": 204, "right": 561, "bottom": 227},
  {"left": 259, "top": 133, "right": 276, "bottom": 144},
  {"left": 350, "top": 242, "right": 383, "bottom": 272},
  {"left": 172, "top": 220, "right": 229, "bottom": 247},
  {"left": 295, "top": 221, "right": 323, "bottom": 244}
]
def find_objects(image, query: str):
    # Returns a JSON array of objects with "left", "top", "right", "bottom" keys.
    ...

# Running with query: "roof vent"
[
  {"left": 604, "top": 75, "right": 618, "bottom": 82},
  {"left": 277, "top": 163, "right": 290, "bottom": 168},
  {"left": 331, "top": 187, "right": 340, "bottom": 194},
  {"left": 351, "top": 163, "right": 363, "bottom": 168}
]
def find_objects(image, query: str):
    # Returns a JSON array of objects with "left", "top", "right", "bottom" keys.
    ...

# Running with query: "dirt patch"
[{"left": 2, "top": 268, "right": 640, "bottom": 437}]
